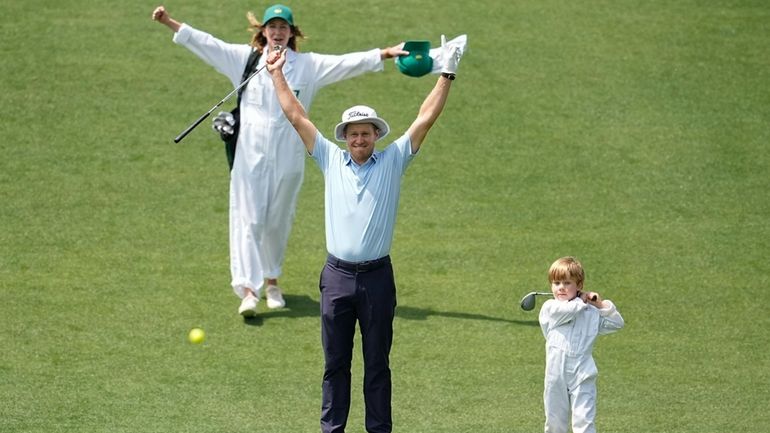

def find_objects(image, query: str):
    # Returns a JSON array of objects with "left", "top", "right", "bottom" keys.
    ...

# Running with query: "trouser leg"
[
  {"left": 261, "top": 170, "right": 303, "bottom": 279},
  {"left": 570, "top": 377, "right": 597, "bottom": 433},
  {"left": 229, "top": 162, "right": 268, "bottom": 297},
  {"left": 320, "top": 265, "right": 356, "bottom": 433},
  {"left": 358, "top": 264, "right": 396, "bottom": 433},
  {"left": 544, "top": 360, "right": 570, "bottom": 433}
]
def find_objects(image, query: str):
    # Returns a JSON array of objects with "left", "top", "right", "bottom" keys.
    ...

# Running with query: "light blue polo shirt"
[{"left": 312, "top": 131, "right": 416, "bottom": 262}]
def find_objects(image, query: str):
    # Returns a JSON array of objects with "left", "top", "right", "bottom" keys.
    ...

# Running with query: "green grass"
[{"left": 2, "top": 0, "right": 769, "bottom": 432}]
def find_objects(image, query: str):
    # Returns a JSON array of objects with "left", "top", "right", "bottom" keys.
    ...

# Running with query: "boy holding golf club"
[{"left": 538, "top": 256, "right": 624, "bottom": 433}]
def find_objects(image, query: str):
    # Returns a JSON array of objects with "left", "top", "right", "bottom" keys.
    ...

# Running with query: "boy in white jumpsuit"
[
  {"left": 538, "top": 257, "right": 624, "bottom": 433},
  {"left": 152, "top": 5, "right": 407, "bottom": 316}
]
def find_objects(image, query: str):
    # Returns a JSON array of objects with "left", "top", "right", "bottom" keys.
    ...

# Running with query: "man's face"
[
  {"left": 262, "top": 19, "right": 293, "bottom": 50},
  {"left": 550, "top": 277, "right": 582, "bottom": 301},
  {"left": 345, "top": 123, "right": 379, "bottom": 164}
]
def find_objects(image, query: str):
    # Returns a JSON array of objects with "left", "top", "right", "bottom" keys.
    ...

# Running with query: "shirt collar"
[{"left": 344, "top": 150, "right": 379, "bottom": 167}]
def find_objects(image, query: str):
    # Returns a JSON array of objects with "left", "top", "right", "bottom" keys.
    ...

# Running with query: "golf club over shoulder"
[{"left": 519, "top": 290, "right": 601, "bottom": 311}]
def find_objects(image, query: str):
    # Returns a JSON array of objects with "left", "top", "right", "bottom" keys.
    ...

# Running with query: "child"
[{"left": 538, "top": 257, "right": 624, "bottom": 433}]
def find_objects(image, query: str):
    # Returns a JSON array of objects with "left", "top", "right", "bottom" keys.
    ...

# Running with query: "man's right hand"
[{"left": 266, "top": 48, "right": 287, "bottom": 74}]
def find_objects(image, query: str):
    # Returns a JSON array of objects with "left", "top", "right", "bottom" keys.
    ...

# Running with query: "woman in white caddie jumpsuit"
[
  {"left": 152, "top": 4, "right": 406, "bottom": 316},
  {"left": 539, "top": 257, "right": 625, "bottom": 433}
]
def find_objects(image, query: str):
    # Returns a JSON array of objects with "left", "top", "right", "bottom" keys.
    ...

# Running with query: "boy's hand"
[{"left": 579, "top": 291, "right": 603, "bottom": 307}]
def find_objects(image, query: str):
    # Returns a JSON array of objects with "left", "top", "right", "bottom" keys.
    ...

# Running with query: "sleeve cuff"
[
  {"left": 369, "top": 48, "right": 385, "bottom": 71},
  {"left": 172, "top": 23, "right": 191, "bottom": 45},
  {"left": 598, "top": 300, "right": 617, "bottom": 316}
]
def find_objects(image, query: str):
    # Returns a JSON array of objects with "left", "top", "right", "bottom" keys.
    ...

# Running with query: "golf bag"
[{"left": 219, "top": 48, "right": 262, "bottom": 171}]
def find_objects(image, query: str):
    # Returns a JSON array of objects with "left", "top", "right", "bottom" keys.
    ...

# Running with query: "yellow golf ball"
[{"left": 188, "top": 328, "right": 205, "bottom": 344}]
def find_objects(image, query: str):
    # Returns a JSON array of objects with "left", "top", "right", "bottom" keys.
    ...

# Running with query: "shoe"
[
  {"left": 265, "top": 285, "right": 286, "bottom": 309},
  {"left": 238, "top": 295, "right": 259, "bottom": 317}
]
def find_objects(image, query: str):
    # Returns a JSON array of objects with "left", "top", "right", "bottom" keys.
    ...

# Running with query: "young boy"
[{"left": 538, "top": 257, "right": 624, "bottom": 433}]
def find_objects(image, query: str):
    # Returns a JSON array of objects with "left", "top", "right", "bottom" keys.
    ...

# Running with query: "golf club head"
[
  {"left": 519, "top": 292, "right": 553, "bottom": 311},
  {"left": 520, "top": 292, "right": 537, "bottom": 311}
]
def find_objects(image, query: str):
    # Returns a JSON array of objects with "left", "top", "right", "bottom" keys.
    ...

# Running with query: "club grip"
[{"left": 174, "top": 111, "right": 212, "bottom": 143}]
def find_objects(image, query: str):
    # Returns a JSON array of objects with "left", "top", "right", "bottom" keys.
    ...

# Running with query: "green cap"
[
  {"left": 263, "top": 4, "right": 294, "bottom": 26},
  {"left": 396, "top": 40, "right": 433, "bottom": 77}
]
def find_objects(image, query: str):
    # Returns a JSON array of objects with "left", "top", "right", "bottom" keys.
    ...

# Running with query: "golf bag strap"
[
  {"left": 237, "top": 48, "right": 262, "bottom": 105},
  {"left": 224, "top": 48, "right": 262, "bottom": 172}
]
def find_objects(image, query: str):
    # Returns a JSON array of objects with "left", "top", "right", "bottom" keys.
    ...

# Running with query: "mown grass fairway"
[{"left": 1, "top": 1, "right": 768, "bottom": 432}]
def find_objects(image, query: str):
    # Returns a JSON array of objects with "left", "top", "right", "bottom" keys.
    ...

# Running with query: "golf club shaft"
[
  {"left": 173, "top": 46, "right": 280, "bottom": 143},
  {"left": 532, "top": 291, "right": 596, "bottom": 301},
  {"left": 173, "top": 65, "right": 265, "bottom": 143}
]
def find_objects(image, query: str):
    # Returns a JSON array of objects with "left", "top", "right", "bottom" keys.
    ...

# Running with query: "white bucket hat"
[{"left": 334, "top": 105, "right": 390, "bottom": 142}]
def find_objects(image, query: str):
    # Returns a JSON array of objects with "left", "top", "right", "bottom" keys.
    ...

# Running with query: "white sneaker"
[
  {"left": 238, "top": 295, "right": 259, "bottom": 317},
  {"left": 265, "top": 285, "right": 286, "bottom": 309}
]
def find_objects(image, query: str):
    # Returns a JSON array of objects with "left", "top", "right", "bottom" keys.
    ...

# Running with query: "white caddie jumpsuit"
[
  {"left": 538, "top": 298, "right": 624, "bottom": 433},
  {"left": 172, "top": 24, "right": 385, "bottom": 298}
]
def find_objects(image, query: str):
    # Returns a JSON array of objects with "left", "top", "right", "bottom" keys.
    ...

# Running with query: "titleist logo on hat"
[{"left": 346, "top": 110, "right": 372, "bottom": 119}]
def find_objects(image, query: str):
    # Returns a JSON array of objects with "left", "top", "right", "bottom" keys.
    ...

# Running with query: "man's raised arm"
[
  {"left": 266, "top": 50, "right": 318, "bottom": 154},
  {"left": 406, "top": 35, "right": 464, "bottom": 153}
]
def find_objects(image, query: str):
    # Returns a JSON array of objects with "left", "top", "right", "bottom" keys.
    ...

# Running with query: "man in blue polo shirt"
[{"left": 267, "top": 36, "right": 464, "bottom": 433}]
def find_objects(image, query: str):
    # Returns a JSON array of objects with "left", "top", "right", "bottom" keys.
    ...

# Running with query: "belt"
[{"left": 327, "top": 254, "right": 391, "bottom": 273}]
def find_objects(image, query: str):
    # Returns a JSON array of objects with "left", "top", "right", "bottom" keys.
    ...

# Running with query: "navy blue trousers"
[{"left": 320, "top": 255, "right": 396, "bottom": 433}]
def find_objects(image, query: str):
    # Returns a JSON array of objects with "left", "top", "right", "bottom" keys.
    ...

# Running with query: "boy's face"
[{"left": 550, "top": 277, "right": 583, "bottom": 301}]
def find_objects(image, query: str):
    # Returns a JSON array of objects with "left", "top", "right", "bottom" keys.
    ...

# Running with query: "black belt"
[{"left": 327, "top": 254, "right": 391, "bottom": 272}]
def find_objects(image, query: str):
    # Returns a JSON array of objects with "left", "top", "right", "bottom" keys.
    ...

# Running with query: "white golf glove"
[
  {"left": 429, "top": 34, "right": 467, "bottom": 74},
  {"left": 441, "top": 34, "right": 462, "bottom": 75},
  {"left": 212, "top": 111, "right": 236, "bottom": 137}
]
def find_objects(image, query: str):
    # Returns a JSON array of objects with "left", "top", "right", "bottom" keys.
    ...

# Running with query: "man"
[
  {"left": 266, "top": 35, "right": 464, "bottom": 433},
  {"left": 152, "top": 4, "right": 407, "bottom": 316}
]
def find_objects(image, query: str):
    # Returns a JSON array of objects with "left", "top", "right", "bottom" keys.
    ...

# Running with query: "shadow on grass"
[
  {"left": 396, "top": 305, "right": 539, "bottom": 326},
  {"left": 243, "top": 295, "right": 539, "bottom": 327},
  {"left": 243, "top": 294, "right": 319, "bottom": 326}
]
